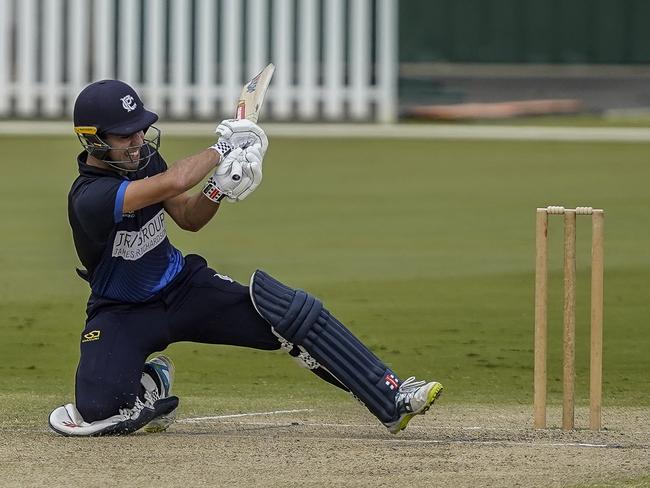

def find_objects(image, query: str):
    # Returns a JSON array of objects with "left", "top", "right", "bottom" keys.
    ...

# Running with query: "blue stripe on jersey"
[
  {"left": 152, "top": 248, "right": 184, "bottom": 294},
  {"left": 114, "top": 180, "right": 130, "bottom": 224},
  {"left": 93, "top": 244, "right": 184, "bottom": 302}
]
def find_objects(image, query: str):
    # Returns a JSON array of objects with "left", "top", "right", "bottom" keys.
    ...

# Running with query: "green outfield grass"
[
  {"left": 1, "top": 134, "right": 649, "bottom": 425},
  {"left": 575, "top": 477, "right": 650, "bottom": 488}
]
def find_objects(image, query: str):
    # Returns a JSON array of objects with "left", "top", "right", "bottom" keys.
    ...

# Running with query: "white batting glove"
[
  {"left": 202, "top": 148, "right": 246, "bottom": 203},
  {"left": 225, "top": 145, "right": 263, "bottom": 203},
  {"left": 216, "top": 119, "right": 269, "bottom": 156}
]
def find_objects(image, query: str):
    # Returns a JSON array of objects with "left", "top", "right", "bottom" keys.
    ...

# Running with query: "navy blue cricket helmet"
[{"left": 73, "top": 79, "right": 161, "bottom": 171}]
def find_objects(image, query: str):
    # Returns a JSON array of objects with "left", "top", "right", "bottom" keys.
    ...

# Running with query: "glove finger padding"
[
  {"left": 225, "top": 165, "right": 254, "bottom": 203},
  {"left": 228, "top": 159, "right": 244, "bottom": 187},
  {"left": 228, "top": 160, "right": 253, "bottom": 199},
  {"left": 203, "top": 148, "right": 246, "bottom": 203},
  {"left": 225, "top": 145, "right": 264, "bottom": 203},
  {"left": 214, "top": 147, "right": 242, "bottom": 173},
  {"left": 234, "top": 160, "right": 262, "bottom": 202},
  {"left": 215, "top": 119, "right": 268, "bottom": 155},
  {"left": 245, "top": 144, "right": 263, "bottom": 165}
]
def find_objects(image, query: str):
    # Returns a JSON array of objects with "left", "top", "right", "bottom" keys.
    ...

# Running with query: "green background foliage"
[{"left": 400, "top": 0, "right": 650, "bottom": 64}]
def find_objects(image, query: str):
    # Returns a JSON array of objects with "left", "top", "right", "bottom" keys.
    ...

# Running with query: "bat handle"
[{"left": 235, "top": 101, "right": 246, "bottom": 120}]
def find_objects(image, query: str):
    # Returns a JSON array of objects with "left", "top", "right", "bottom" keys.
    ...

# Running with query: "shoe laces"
[
  {"left": 145, "top": 388, "right": 160, "bottom": 404},
  {"left": 118, "top": 390, "right": 159, "bottom": 420},
  {"left": 394, "top": 376, "right": 428, "bottom": 415},
  {"left": 397, "top": 376, "right": 426, "bottom": 396},
  {"left": 119, "top": 397, "right": 147, "bottom": 420}
]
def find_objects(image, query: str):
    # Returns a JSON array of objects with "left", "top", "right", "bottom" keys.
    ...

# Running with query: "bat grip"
[{"left": 235, "top": 101, "right": 246, "bottom": 120}]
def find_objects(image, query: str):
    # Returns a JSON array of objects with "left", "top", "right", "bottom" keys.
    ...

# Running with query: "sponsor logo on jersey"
[
  {"left": 82, "top": 330, "right": 101, "bottom": 343},
  {"left": 112, "top": 209, "right": 167, "bottom": 261}
]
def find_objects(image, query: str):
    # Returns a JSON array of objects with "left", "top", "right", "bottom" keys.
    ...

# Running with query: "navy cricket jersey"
[{"left": 68, "top": 146, "right": 184, "bottom": 302}]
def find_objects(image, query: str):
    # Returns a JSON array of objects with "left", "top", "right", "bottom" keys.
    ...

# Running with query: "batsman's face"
[{"left": 105, "top": 131, "right": 145, "bottom": 170}]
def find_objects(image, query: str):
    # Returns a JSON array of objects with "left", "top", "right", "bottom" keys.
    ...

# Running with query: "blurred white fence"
[{"left": 0, "top": 0, "right": 398, "bottom": 122}]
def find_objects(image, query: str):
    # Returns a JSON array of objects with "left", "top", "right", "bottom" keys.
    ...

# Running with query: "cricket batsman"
[{"left": 49, "top": 79, "right": 443, "bottom": 436}]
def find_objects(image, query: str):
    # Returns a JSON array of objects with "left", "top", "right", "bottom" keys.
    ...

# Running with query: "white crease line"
[
  {"left": 240, "top": 426, "right": 625, "bottom": 448},
  {"left": 225, "top": 422, "right": 644, "bottom": 448},
  {"left": 460, "top": 426, "right": 650, "bottom": 434},
  {"left": 231, "top": 421, "right": 650, "bottom": 435},
  {"left": 178, "top": 408, "right": 313, "bottom": 423},
  {"left": 241, "top": 421, "right": 377, "bottom": 428},
  {"left": 384, "top": 439, "right": 619, "bottom": 448}
]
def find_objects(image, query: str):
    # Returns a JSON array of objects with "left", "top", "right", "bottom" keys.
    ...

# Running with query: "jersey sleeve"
[{"left": 73, "top": 178, "right": 131, "bottom": 241}]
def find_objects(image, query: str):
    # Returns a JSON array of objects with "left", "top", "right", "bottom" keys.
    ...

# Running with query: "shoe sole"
[
  {"left": 393, "top": 382, "right": 443, "bottom": 434},
  {"left": 143, "top": 410, "right": 177, "bottom": 433}
]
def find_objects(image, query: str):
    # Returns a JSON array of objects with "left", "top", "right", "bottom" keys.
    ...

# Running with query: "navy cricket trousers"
[{"left": 75, "top": 254, "right": 280, "bottom": 422}]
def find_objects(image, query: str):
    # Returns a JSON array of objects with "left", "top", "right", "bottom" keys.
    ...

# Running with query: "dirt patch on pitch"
[{"left": 1, "top": 405, "right": 648, "bottom": 488}]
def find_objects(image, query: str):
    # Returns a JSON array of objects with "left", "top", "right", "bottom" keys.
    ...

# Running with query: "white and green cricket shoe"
[
  {"left": 141, "top": 355, "right": 177, "bottom": 433},
  {"left": 383, "top": 376, "right": 443, "bottom": 434}
]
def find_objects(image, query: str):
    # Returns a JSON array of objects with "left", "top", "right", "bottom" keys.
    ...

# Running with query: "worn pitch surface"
[{"left": 2, "top": 405, "right": 648, "bottom": 488}]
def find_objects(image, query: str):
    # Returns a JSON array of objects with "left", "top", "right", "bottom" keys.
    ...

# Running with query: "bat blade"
[{"left": 236, "top": 63, "right": 275, "bottom": 122}]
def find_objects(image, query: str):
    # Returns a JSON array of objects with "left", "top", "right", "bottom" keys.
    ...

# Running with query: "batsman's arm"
[
  {"left": 164, "top": 145, "right": 264, "bottom": 231},
  {"left": 122, "top": 149, "right": 220, "bottom": 214},
  {"left": 163, "top": 190, "right": 220, "bottom": 232}
]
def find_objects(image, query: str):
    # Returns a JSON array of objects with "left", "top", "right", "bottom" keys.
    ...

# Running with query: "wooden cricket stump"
[{"left": 534, "top": 206, "right": 604, "bottom": 430}]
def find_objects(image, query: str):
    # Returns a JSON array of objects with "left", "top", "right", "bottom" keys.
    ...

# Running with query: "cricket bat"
[{"left": 235, "top": 63, "right": 275, "bottom": 122}]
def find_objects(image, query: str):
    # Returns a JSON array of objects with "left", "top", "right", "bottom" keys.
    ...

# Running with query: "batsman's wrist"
[
  {"left": 209, "top": 140, "right": 233, "bottom": 160},
  {"left": 202, "top": 179, "right": 226, "bottom": 203}
]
